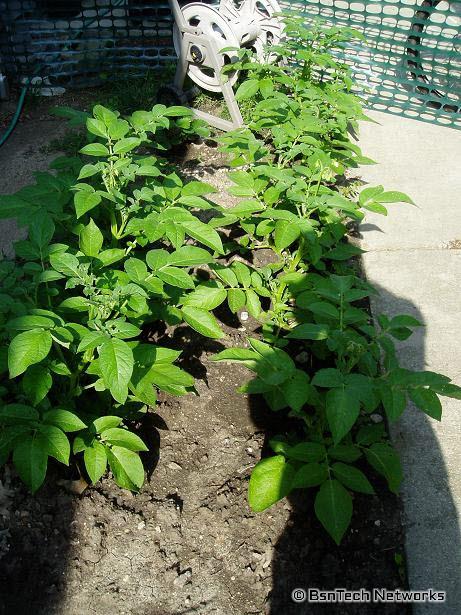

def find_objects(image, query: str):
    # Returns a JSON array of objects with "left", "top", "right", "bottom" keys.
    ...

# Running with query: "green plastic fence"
[
  {"left": 282, "top": 1, "right": 460, "bottom": 128},
  {"left": 1, "top": 1, "right": 459, "bottom": 128}
]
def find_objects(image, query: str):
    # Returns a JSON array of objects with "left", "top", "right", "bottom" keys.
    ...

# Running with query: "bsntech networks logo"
[{"left": 291, "top": 588, "right": 446, "bottom": 604}]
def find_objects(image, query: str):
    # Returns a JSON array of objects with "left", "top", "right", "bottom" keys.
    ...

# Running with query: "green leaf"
[
  {"left": 74, "top": 190, "right": 102, "bottom": 218},
  {"left": 80, "top": 143, "right": 110, "bottom": 157},
  {"left": 211, "top": 348, "right": 257, "bottom": 363},
  {"left": 359, "top": 185, "right": 384, "bottom": 206},
  {"left": 181, "top": 220, "right": 223, "bottom": 254},
  {"left": 96, "top": 248, "right": 126, "bottom": 267},
  {"left": 232, "top": 261, "right": 252, "bottom": 288},
  {"left": 157, "top": 266, "right": 195, "bottom": 289},
  {"left": 140, "top": 363, "right": 194, "bottom": 392},
  {"left": 0, "top": 425, "right": 32, "bottom": 462},
  {"left": 78, "top": 163, "right": 99, "bottom": 180},
  {"left": 77, "top": 331, "right": 108, "bottom": 352},
  {"left": 312, "top": 368, "right": 343, "bottom": 388},
  {"left": 292, "top": 463, "right": 329, "bottom": 489},
  {"left": 326, "top": 386, "right": 360, "bottom": 444},
  {"left": 93, "top": 416, "right": 123, "bottom": 433},
  {"left": 50, "top": 252, "right": 81, "bottom": 277},
  {"left": 248, "top": 455, "right": 294, "bottom": 512},
  {"left": 107, "top": 446, "right": 145, "bottom": 490},
  {"left": 332, "top": 462, "right": 375, "bottom": 494},
  {"left": 99, "top": 338, "right": 134, "bottom": 404},
  {"left": 228, "top": 288, "right": 246, "bottom": 313},
  {"left": 182, "top": 306, "right": 224, "bottom": 339},
  {"left": 84, "top": 440, "right": 107, "bottom": 484},
  {"left": 37, "top": 424, "right": 70, "bottom": 465},
  {"left": 181, "top": 181, "right": 217, "bottom": 197},
  {"left": 23, "top": 365, "right": 52, "bottom": 405},
  {"left": 146, "top": 249, "right": 170, "bottom": 271},
  {"left": 8, "top": 329, "right": 53, "bottom": 378},
  {"left": 109, "top": 320, "right": 141, "bottom": 340},
  {"left": 285, "top": 442, "right": 326, "bottom": 463},
  {"left": 101, "top": 428, "right": 148, "bottom": 452},
  {"left": 42, "top": 409, "right": 86, "bottom": 432},
  {"left": 13, "top": 436, "right": 48, "bottom": 493},
  {"left": 59, "top": 297, "right": 89, "bottom": 312},
  {"left": 356, "top": 424, "right": 385, "bottom": 446},
  {"left": 287, "top": 323, "right": 329, "bottom": 340},
  {"left": 86, "top": 117, "right": 107, "bottom": 138},
  {"left": 29, "top": 215, "right": 55, "bottom": 249},
  {"left": 183, "top": 285, "right": 227, "bottom": 311},
  {"left": 79, "top": 218, "right": 103, "bottom": 257},
  {"left": 7, "top": 315, "right": 56, "bottom": 331},
  {"left": 308, "top": 302, "right": 340, "bottom": 319},
  {"left": 123, "top": 258, "right": 147, "bottom": 284},
  {"left": 365, "top": 443, "right": 402, "bottom": 494},
  {"left": 314, "top": 479, "right": 353, "bottom": 545},
  {"left": 328, "top": 444, "right": 362, "bottom": 463},
  {"left": 274, "top": 219, "right": 300, "bottom": 251},
  {"left": 211, "top": 264, "right": 238, "bottom": 287},
  {"left": 168, "top": 246, "right": 214, "bottom": 267},
  {"left": 375, "top": 190, "right": 415, "bottom": 205},
  {"left": 284, "top": 370, "right": 312, "bottom": 412},
  {"left": 409, "top": 388, "right": 442, "bottom": 421},
  {"left": 380, "top": 385, "right": 407, "bottom": 422},
  {"left": 389, "top": 314, "right": 422, "bottom": 328},
  {"left": 245, "top": 289, "right": 261, "bottom": 318},
  {"left": 431, "top": 382, "right": 461, "bottom": 400},
  {"left": 113, "top": 137, "right": 141, "bottom": 154},
  {"left": 236, "top": 79, "right": 260, "bottom": 100},
  {"left": 0, "top": 403, "right": 39, "bottom": 424}
]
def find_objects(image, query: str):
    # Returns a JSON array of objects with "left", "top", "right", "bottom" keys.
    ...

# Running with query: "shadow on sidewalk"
[{"left": 248, "top": 284, "right": 461, "bottom": 614}]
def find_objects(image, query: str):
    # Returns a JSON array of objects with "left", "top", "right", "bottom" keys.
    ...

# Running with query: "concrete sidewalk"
[{"left": 358, "top": 111, "right": 461, "bottom": 613}]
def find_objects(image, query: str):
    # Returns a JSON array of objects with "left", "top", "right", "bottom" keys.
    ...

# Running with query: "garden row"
[{"left": 0, "top": 16, "right": 459, "bottom": 544}]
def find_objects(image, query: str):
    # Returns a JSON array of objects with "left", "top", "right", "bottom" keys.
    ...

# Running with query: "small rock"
[
  {"left": 216, "top": 493, "right": 227, "bottom": 506},
  {"left": 240, "top": 311, "right": 249, "bottom": 322},
  {"left": 370, "top": 413, "right": 383, "bottom": 423},
  {"left": 56, "top": 478, "right": 88, "bottom": 495},
  {"left": 374, "top": 520, "right": 381, "bottom": 527},
  {"left": 80, "top": 547, "right": 100, "bottom": 564},
  {"left": 295, "top": 351, "right": 309, "bottom": 364},
  {"left": 246, "top": 447, "right": 254, "bottom": 454},
  {"left": 137, "top": 521, "right": 146, "bottom": 530},
  {"left": 173, "top": 569, "right": 192, "bottom": 588},
  {"left": 168, "top": 462, "right": 182, "bottom": 471},
  {"left": 155, "top": 525, "right": 162, "bottom": 533}
]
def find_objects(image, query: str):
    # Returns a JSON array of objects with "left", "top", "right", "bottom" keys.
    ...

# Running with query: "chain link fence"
[{"left": 0, "top": 1, "right": 459, "bottom": 127}]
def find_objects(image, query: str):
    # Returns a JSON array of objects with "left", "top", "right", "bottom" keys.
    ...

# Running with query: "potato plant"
[
  {"left": 0, "top": 104, "right": 232, "bottom": 492},
  {"left": 212, "top": 16, "right": 461, "bottom": 544},
  {"left": 0, "top": 15, "right": 459, "bottom": 547}
]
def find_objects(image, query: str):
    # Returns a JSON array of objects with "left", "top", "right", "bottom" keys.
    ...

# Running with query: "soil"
[{"left": 0, "top": 96, "right": 409, "bottom": 615}]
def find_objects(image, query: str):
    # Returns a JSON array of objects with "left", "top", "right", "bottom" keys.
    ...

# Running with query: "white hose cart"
[{"left": 167, "top": 0, "right": 284, "bottom": 130}]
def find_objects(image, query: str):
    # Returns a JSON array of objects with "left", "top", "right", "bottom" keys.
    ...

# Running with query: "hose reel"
[{"left": 167, "top": 0, "right": 284, "bottom": 130}]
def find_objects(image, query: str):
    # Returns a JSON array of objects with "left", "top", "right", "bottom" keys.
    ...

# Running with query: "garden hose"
[
  {"left": 0, "top": 0, "right": 127, "bottom": 148},
  {"left": 0, "top": 75, "right": 33, "bottom": 148}
]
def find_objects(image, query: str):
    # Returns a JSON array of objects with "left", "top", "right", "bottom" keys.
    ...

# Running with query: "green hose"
[{"left": 0, "top": 77, "right": 30, "bottom": 148}]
